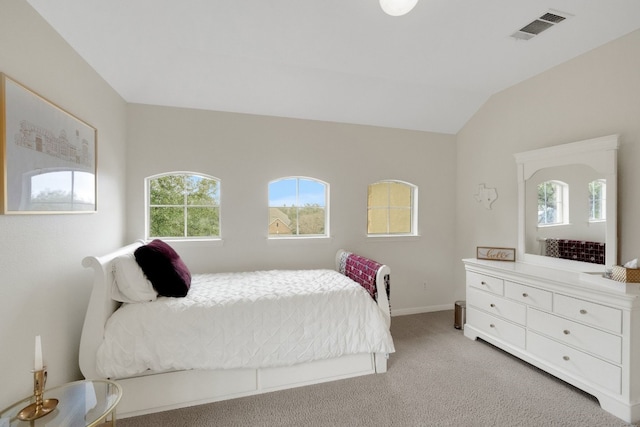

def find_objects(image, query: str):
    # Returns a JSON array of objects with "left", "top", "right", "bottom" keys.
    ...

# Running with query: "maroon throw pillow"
[{"left": 134, "top": 239, "right": 191, "bottom": 297}]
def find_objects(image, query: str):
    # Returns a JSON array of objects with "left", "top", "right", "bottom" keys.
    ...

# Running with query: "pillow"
[
  {"left": 134, "top": 239, "right": 191, "bottom": 297},
  {"left": 111, "top": 254, "right": 157, "bottom": 303}
]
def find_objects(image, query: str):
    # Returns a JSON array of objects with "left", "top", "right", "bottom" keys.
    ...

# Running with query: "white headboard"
[{"left": 79, "top": 241, "right": 144, "bottom": 379}]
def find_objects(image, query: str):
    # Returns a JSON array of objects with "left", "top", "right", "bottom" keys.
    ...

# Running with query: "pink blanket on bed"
[{"left": 344, "top": 254, "right": 381, "bottom": 300}]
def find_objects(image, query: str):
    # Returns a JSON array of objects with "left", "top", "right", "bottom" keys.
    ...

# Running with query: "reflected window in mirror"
[
  {"left": 29, "top": 169, "right": 95, "bottom": 211},
  {"left": 588, "top": 179, "right": 606, "bottom": 222},
  {"left": 537, "top": 180, "right": 568, "bottom": 226}
]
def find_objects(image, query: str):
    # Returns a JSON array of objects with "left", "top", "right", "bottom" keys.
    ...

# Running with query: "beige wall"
[
  {"left": 455, "top": 29, "right": 640, "bottom": 299},
  {"left": 126, "top": 104, "right": 457, "bottom": 315},
  {"left": 3, "top": 0, "right": 639, "bottom": 411},
  {"left": 0, "top": 0, "right": 128, "bottom": 404}
]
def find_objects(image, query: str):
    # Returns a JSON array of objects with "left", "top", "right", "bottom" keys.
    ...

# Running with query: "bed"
[{"left": 79, "top": 241, "right": 394, "bottom": 418}]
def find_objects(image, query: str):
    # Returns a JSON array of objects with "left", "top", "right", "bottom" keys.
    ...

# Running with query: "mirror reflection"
[
  {"left": 525, "top": 164, "right": 606, "bottom": 264},
  {"left": 515, "top": 134, "right": 618, "bottom": 268}
]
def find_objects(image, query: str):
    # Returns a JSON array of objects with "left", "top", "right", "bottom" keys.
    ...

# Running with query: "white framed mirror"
[{"left": 514, "top": 134, "right": 619, "bottom": 271}]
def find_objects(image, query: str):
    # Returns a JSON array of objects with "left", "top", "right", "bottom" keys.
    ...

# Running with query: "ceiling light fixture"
[{"left": 379, "top": 0, "right": 418, "bottom": 16}]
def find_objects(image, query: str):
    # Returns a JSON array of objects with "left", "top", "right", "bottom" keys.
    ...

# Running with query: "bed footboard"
[{"left": 336, "top": 249, "right": 391, "bottom": 328}]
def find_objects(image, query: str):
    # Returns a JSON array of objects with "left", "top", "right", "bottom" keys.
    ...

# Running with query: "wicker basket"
[{"left": 611, "top": 266, "right": 640, "bottom": 283}]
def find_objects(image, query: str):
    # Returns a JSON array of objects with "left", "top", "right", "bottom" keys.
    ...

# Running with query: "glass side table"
[{"left": 0, "top": 379, "right": 122, "bottom": 427}]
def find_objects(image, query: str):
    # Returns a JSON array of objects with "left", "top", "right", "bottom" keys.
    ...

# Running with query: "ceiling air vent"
[{"left": 511, "top": 10, "right": 571, "bottom": 41}]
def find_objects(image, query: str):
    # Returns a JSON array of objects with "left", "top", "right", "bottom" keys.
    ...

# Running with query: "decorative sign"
[
  {"left": 474, "top": 184, "right": 497, "bottom": 210},
  {"left": 477, "top": 246, "right": 516, "bottom": 262}
]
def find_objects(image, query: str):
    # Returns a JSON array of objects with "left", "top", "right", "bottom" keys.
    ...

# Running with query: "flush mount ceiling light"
[{"left": 379, "top": 0, "right": 419, "bottom": 16}]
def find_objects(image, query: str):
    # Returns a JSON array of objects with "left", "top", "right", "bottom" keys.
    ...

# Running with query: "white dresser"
[{"left": 463, "top": 258, "right": 640, "bottom": 423}]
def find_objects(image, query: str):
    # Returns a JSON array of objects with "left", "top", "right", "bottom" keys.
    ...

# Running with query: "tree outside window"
[{"left": 147, "top": 173, "right": 220, "bottom": 239}]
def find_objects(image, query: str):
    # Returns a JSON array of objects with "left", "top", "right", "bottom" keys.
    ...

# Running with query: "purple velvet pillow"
[{"left": 134, "top": 239, "right": 191, "bottom": 297}]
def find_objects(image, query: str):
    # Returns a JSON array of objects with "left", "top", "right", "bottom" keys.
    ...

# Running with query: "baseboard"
[{"left": 392, "top": 304, "right": 453, "bottom": 317}]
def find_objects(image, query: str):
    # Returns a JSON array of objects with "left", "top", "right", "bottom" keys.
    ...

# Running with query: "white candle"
[{"left": 34, "top": 335, "right": 43, "bottom": 370}]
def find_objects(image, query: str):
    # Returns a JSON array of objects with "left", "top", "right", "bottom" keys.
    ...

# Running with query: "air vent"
[
  {"left": 511, "top": 10, "right": 571, "bottom": 40},
  {"left": 520, "top": 20, "right": 554, "bottom": 35},
  {"left": 540, "top": 12, "right": 566, "bottom": 24}
]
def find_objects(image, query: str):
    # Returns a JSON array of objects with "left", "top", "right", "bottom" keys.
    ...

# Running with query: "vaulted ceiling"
[{"left": 26, "top": 0, "right": 640, "bottom": 134}]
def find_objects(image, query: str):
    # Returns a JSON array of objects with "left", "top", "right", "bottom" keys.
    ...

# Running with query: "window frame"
[
  {"left": 588, "top": 179, "right": 606, "bottom": 222},
  {"left": 268, "top": 176, "right": 329, "bottom": 239},
  {"left": 367, "top": 179, "right": 418, "bottom": 237},
  {"left": 537, "top": 180, "right": 569, "bottom": 227},
  {"left": 145, "top": 171, "right": 221, "bottom": 241}
]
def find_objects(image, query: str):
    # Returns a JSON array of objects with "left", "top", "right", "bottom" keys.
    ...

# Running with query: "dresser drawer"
[
  {"left": 554, "top": 294, "right": 622, "bottom": 334},
  {"left": 528, "top": 308, "right": 622, "bottom": 363},
  {"left": 467, "top": 287, "right": 526, "bottom": 325},
  {"left": 467, "top": 306, "right": 525, "bottom": 348},
  {"left": 527, "top": 331, "right": 621, "bottom": 394},
  {"left": 467, "top": 271, "right": 504, "bottom": 295},
  {"left": 505, "top": 281, "right": 552, "bottom": 311}
]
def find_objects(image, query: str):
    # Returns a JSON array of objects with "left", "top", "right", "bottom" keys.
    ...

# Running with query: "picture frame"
[
  {"left": 477, "top": 246, "right": 516, "bottom": 262},
  {"left": 0, "top": 73, "right": 97, "bottom": 214}
]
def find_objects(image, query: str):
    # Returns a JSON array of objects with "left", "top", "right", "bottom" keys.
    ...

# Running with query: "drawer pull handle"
[
  {"left": 489, "top": 324, "right": 495, "bottom": 328},
  {"left": 563, "top": 356, "right": 570, "bottom": 361},
  {"left": 481, "top": 281, "right": 487, "bottom": 286},
  {"left": 563, "top": 330, "right": 570, "bottom": 335},
  {"left": 490, "top": 303, "right": 495, "bottom": 308},
  {"left": 522, "top": 293, "right": 529, "bottom": 298},
  {"left": 579, "top": 309, "right": 587, "bottom": 315}
]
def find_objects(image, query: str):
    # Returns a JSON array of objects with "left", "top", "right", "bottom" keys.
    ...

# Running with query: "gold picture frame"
[
  {"left": 477, "top": 246, "right": 516, "bottom": 262},
  {"left": 0, "top": 73, "right": 97, "bottom": 214}
]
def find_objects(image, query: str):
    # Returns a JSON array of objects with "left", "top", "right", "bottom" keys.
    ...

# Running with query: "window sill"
[
  {"left": 366, "top": 234, "right": 421, "bottom": 242},
  {"left": 150, "top": 238, "right": 224, "bottom": 247},
  {"left": 267, "top": 236, "right": 333, "bottom": 245}
]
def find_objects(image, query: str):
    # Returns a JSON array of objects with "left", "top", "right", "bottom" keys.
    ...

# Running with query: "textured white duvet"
[{"left": 97, "top": 269, "right": 395, "bottom": 378}]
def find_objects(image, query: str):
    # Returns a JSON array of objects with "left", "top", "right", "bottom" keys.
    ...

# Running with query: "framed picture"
[
  {"left": 0, "top": 73, "right": 97, "bottom": 214},
  {"left": 477, "top": 246, "right": 516, "bottom": 262}
]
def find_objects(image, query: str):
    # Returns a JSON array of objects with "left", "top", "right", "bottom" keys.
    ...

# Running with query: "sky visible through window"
[
  {"left": 269, "top": 178, "right": 325, "bottom": 207},
  {"left": 31, "top": 170, "right": 95, "bottom": 202}
]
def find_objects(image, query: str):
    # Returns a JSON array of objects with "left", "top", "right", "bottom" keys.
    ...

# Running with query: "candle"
[{"left": 34, "top": 335, "right": 43, "bottom": 371}]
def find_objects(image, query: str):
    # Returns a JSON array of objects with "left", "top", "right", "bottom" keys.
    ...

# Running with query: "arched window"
[
  {"left": 146, "top": 172, "right": 220, "bottom": 239},
  {"left": 588, "top": 179, "right": 606, "bottom": 221},
  {"left": 268, "top": 177, "right": 328, "bottom": 237},
  {"left": 537, "top": 180, "right": 568, "bottom": 226},
  {"left": 367, "top": 180, "right": 417, "bottom": 236}
]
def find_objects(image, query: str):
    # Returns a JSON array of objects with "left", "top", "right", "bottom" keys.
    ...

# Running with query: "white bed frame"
[{"left": 79, "top": 242, "right": 391, "bottom": 418}]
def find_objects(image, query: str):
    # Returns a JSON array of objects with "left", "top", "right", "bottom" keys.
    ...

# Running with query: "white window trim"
[
  {"left": 267, "top": 176, "right": 330, "bottom": 239},
  {"left": 537, "top": 180, "right": 569, "bottom": 227},
  {"left": 588, "top": 179, "right": 606, "bottom": 223},
  {"left": 367, "top": 179, "right": 418, "bottom": 237},
  {"left": 145, "top": 171, "right": 221, "bottom": 241}
]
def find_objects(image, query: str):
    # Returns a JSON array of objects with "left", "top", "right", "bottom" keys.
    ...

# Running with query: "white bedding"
[{"left": 97, "top": 269, "right": 395, "bottom": 378}]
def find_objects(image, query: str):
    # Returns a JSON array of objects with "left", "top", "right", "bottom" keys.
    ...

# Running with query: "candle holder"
[{"left": 17, "top": 367, "right": 58, "bottom": 421}]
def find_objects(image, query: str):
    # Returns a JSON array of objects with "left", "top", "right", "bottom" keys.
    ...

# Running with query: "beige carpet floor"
[{"left": 118, "top": 310, "right": 635, "bottom": 426}]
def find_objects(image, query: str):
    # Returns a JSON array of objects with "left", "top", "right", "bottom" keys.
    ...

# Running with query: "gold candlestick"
[{"left": 17, "top": 367, "right": 58, "bottom": 421}]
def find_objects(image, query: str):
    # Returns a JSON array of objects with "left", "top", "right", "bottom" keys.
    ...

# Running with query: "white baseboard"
[{"left": 392, "top": 303, "right": 453, "bottom": 317}]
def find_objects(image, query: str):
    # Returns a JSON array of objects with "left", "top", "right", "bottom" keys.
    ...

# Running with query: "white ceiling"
[{"left": 26, "top": 0, "right": 640, "bottom": 134}]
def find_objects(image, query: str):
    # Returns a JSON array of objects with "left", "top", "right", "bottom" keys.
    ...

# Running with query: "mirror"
[{"left": 515, "top": 135, "right": 619, "bottom": 270}]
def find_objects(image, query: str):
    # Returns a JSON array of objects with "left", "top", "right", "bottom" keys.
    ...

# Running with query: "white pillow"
[{"left": 111, "top": 253, "right": 157, "bottom": 303}]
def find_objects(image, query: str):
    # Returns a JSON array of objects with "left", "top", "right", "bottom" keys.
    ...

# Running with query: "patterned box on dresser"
[{"left": 611, "top": 266, "right": 640, "bottom": 283}]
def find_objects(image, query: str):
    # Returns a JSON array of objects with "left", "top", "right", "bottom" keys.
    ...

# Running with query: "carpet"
[{"left": 118, "top": 310, "right": 634, "bottom": 426}]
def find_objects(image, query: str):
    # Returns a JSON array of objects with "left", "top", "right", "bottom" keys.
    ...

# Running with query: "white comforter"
[{"left": 97, "top": 269, "right": 395, "bottom": 378}]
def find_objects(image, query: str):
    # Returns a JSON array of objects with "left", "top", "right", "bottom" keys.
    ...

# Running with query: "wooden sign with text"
[{"left": 476, "top": 247, "right": 516, "bottom": 262}]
